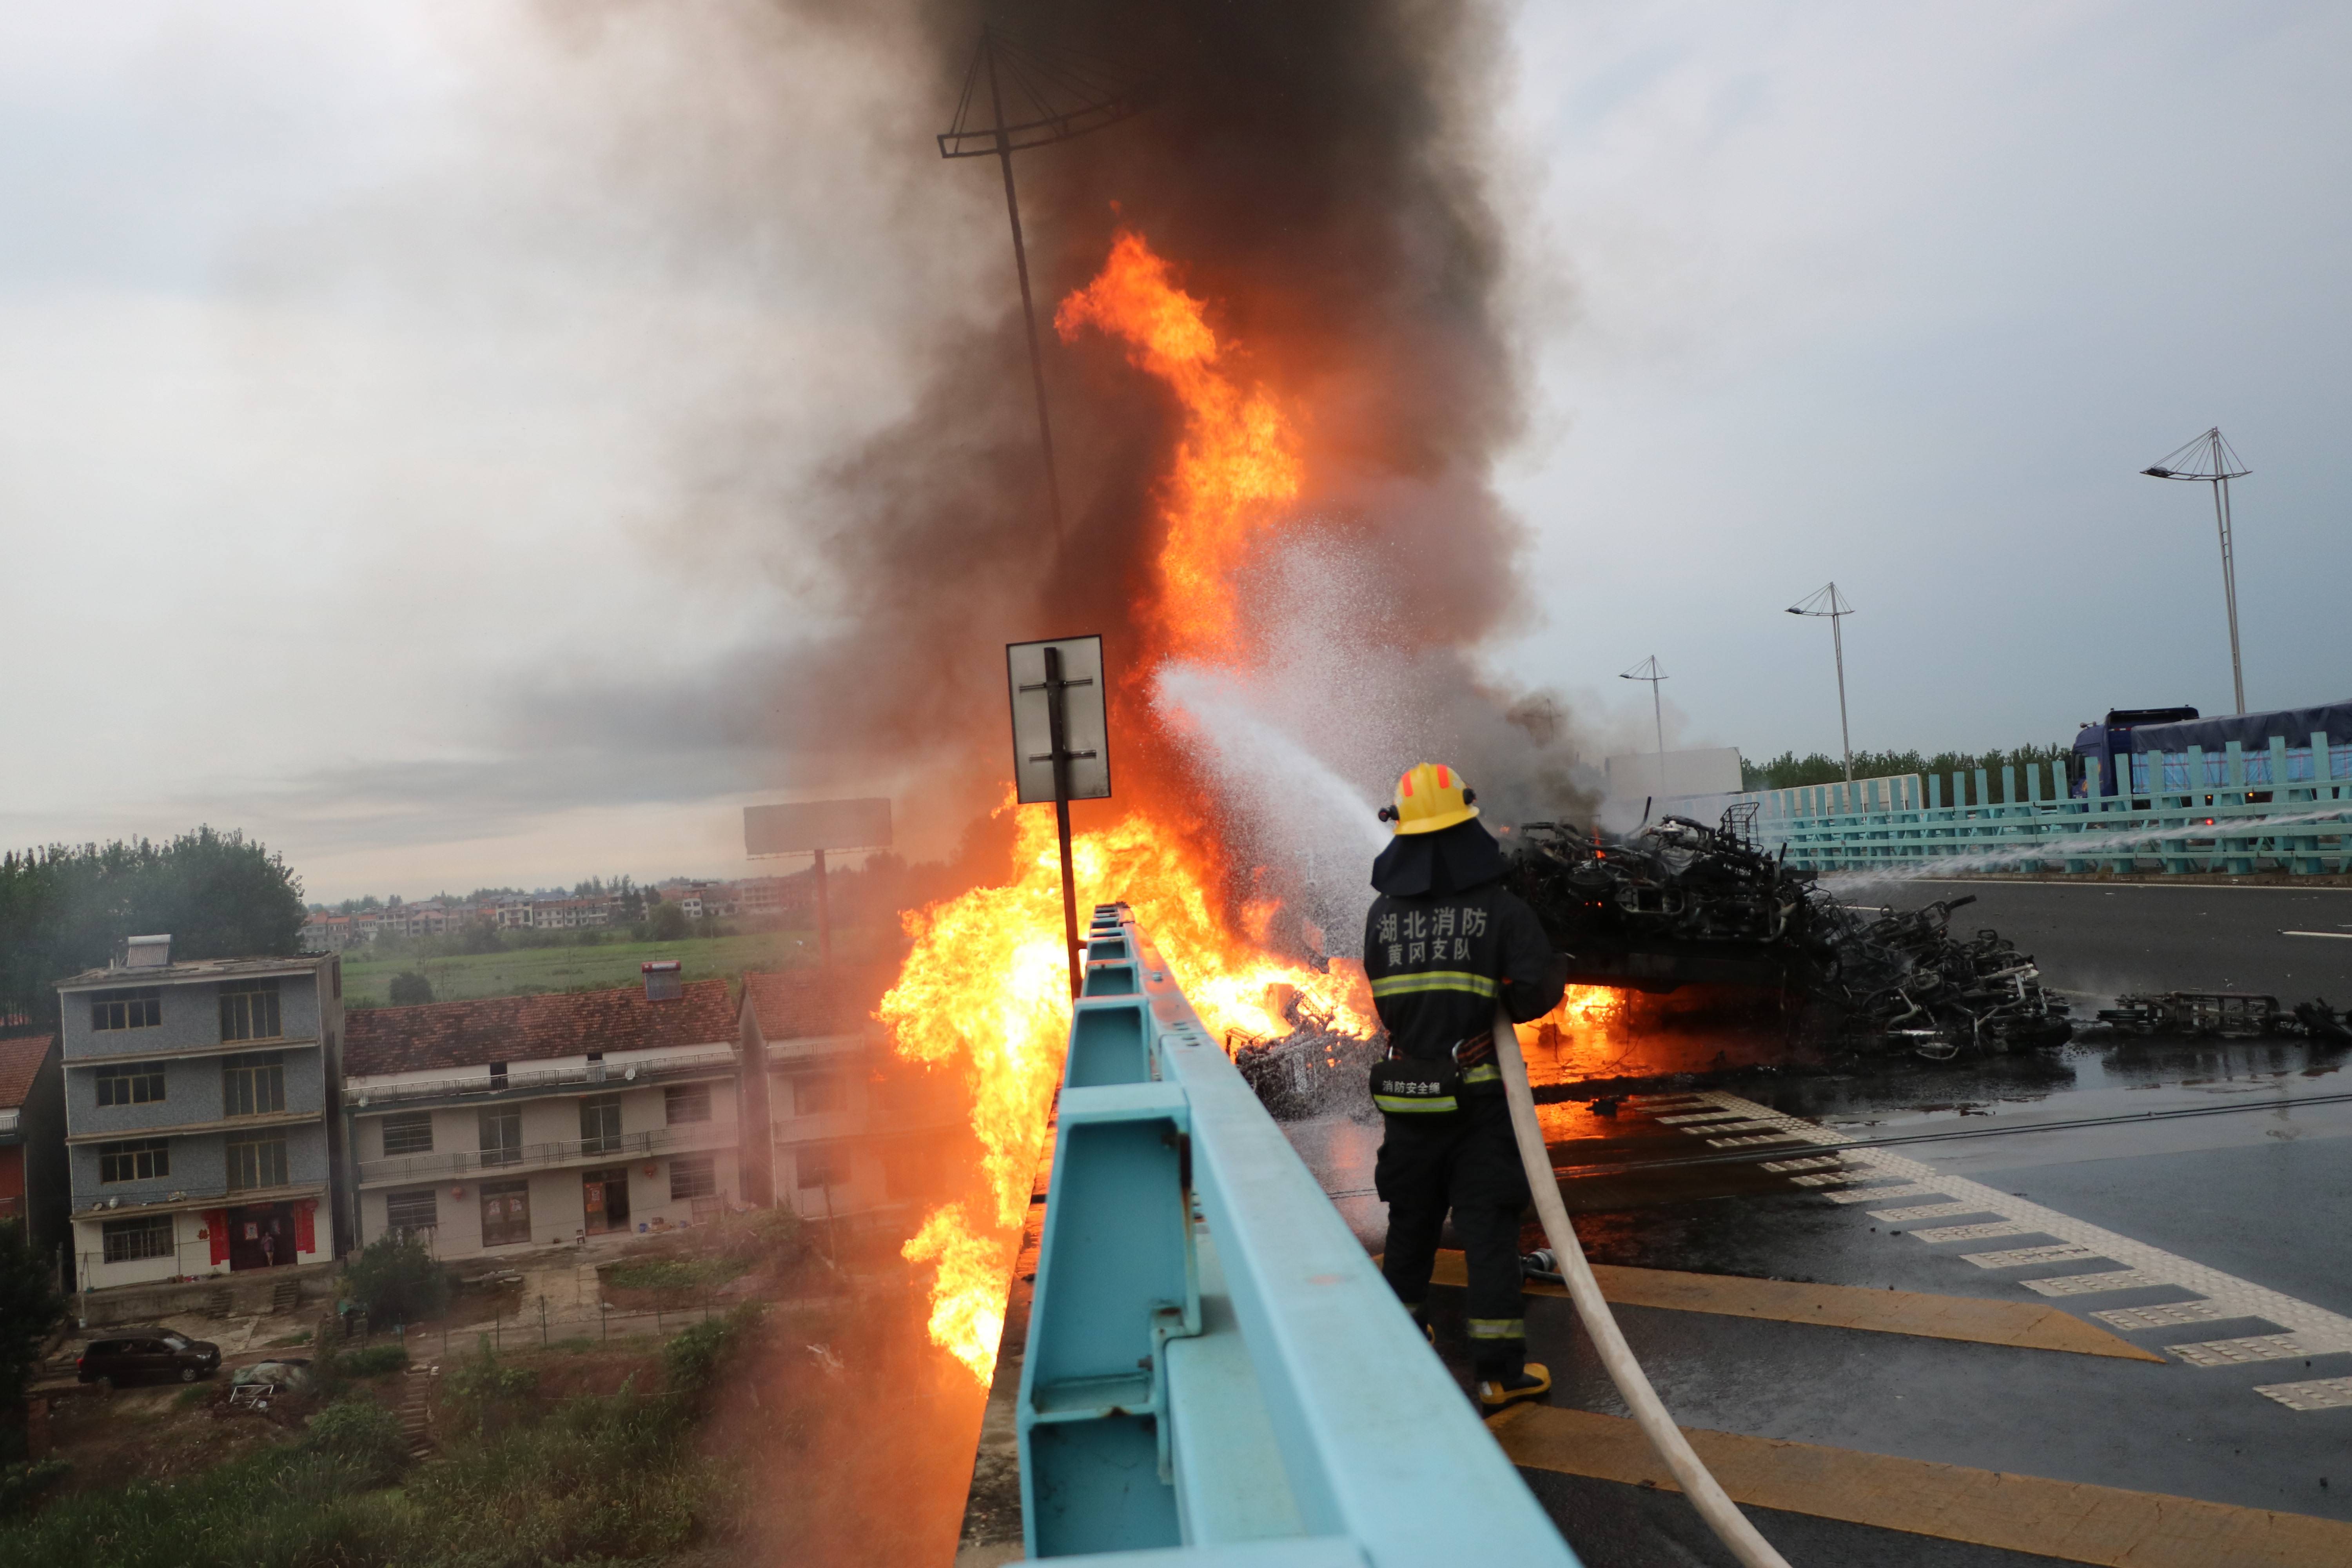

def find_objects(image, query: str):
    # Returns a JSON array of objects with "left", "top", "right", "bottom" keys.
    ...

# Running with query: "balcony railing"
[
  {"left": 357, "top": 1118, "right": 738, "bottom": 1186},
  {"left": 348, "top": 1049, "right": 737, "bottom": 1109}
]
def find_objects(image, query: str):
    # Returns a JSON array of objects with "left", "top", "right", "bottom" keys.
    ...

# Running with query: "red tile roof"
[
  {"left": 0, "top": 1036, "right": 52, "bottom": 1111},
  {"left": 741, "top": 966, "right": 892, "bottom": 1041},
  {"left": 345, "top": 980, "right": 737, "bottom": 1078}
]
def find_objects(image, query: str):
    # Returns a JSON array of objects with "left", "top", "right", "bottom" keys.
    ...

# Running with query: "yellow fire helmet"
[{"left": 1378, "top": 762, "right": 1480, "bottom": 835}]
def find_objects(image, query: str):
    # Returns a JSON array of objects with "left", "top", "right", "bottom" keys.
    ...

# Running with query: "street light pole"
[
  {"left": 1787, "top": 583, "right": 1855, "bottom": 782},
  {"left": 2143, "top": 427, "right": 2252, "bottom": 715},
  {"left": 1620, "top": 657, "right": 1669, "bottom": 797}
]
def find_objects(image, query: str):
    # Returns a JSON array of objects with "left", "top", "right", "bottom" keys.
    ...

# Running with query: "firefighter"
[{"left": 1365, "top": 761, "right": 1566, "bottom": 1414}]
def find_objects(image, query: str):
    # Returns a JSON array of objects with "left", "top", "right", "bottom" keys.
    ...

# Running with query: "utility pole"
[
  {"left": 940, "top": 30, "right": 1155, "bottom": 544},
  {"left": 1787, "top": 583, "right": 1855, "bottom": 782},
  {"left": 1619, "top": 657, "right": 1669, "bottom": 797},
  {"left": 2143, "top": 427, "right": 2252, "bottom": 715}
]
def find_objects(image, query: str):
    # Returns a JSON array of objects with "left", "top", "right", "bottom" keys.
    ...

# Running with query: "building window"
[
  {"left": 226, "top": 1136, "right": 290, "bottom": 1191},
  {"left": 480, "top": 1178, "right": 531, "bottom": 1246},
  {"left": 221, "top": 1052, "right": 286, "bottom": 1117},
  {"left": 94, "top": 1061, "right": 167, "bottom": 1108},
  {"left": 664, "top": 1083, "right": 712, "bottom": 1124},
  {"left": 385, "top": 1188, "right": 439, "bottom": 1234},
  {"left": 101, "top": 1214, "right": 174, "bottom": 1263},
  {"left": 479, "top": 1107, "right": 522, "bottom": 1167},
  {"left": 669, "top": 1155, "right": 717, "bottom": 1201},
  {"left": 91, "top": 988, "right": 162, "bottom": 1032},
  {"left": 380, "top": 1112, "right": 434, "bottom": 1156},
  {"left": 98, "top": 1138, "right": 170, "bottom": 1184},
  {"left": 219, "top": 982, "right": 283, "bottom": 1042},
  {"left": 579, "top": 1094, "right": 622, "bottom": 1154},
  {"left": 796, "top": 1144, "right": 844, "bottom": 1190},
  {"left": 793, "top": 1074, "right": 840, "bottom": 1116}
]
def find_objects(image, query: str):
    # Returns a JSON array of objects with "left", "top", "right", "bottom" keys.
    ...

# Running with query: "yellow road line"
[
  {"left": 1491, "top": 1405, "right": 2352, "bottom": 1568},
  {"left": 1426, "top": 1250, "right": 2162, "bottom": 1361}
]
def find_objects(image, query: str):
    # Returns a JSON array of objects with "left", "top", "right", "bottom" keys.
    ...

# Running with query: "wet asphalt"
[{"left": 1291, "top": 880, "right": 2352, "bottom": 1568}]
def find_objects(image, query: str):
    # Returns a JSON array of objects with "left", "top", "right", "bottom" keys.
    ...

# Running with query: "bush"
[
  {"left": 403, "top": 1393, "right": 730, "bottom": 1567},
  {"left": 341, "top": 1233, "right": 451, "bottom": 1326},
  {"left": 304, "top": 1396, "right": 406, "bottom": 1486},
  {"left": 0, "top": 1220, "right": 64, "bottom": 1407},
  {"left": 445, "top": 1337, "right": 537, "bottom": 1436},
  {"left": 387, "top": 971, "right": 435, "bottom": 1005},
  {"left": 0, "top": 1444, "right": 410, "bottom": 1568},
  {"left": 661, "top": 1304, "right": 765, "bottom": 1414},
  {"left": 0, "top": 1457, "right": 69, "bottom": 1519},
  {"left": 327, "top": 1344, "right": 410, "bottom": 1379}
]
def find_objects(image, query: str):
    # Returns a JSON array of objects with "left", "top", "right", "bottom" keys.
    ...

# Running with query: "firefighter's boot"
[{"left": 1476, "top": 1361, "right": 1551, "bottom": 1416}]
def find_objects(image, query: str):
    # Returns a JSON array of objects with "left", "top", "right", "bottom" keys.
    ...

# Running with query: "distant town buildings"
[{"left": 297, "top": 876, "right": 817, "bottom": 952}]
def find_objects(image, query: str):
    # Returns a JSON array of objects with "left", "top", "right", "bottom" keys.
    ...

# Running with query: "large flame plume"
[{"left": 883, "top": 232, "right": 1385, "bottom": 1383}]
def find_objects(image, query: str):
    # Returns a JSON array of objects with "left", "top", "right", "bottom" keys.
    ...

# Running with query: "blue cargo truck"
[{"left": 2073, "top": 699, "right": 2352, "bottom": 798}]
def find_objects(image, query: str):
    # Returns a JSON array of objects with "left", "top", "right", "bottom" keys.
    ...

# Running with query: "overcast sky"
[{"left": 1, "top": 2, "right": 2344, "bottom": 902}]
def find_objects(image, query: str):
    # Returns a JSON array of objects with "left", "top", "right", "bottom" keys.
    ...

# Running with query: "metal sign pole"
[{"left": 1043, "top": 646, "right": 1083, "bottom": 998}]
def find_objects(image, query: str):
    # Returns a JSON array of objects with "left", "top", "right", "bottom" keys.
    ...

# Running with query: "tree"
[
  {"left": 647, "top": 902, "right": 691, "bottom": 941},
  {"left": 388, "top": 972, "right": 436, "bottom": 1005},
  {"left": 0, "top": 828, "right": 305, "bottom": 1036},
  {"left": 0, "top": 1222, "right": 63, "bottom": 1408},
  {"left": 341, "top": 1234, "right": 451, "bottom": 1326}
]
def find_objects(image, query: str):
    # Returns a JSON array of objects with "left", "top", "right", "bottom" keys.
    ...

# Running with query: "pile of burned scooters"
[{"left": 1501, "top": 811, "right": 2074, "bottom": 1061}]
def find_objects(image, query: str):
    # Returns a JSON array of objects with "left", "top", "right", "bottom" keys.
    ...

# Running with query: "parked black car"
[{"left": 76, "top": 1328, "right": 221, "bottom": 1387}]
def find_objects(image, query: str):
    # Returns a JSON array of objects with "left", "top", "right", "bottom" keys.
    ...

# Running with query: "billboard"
[{"left": 743, "top": 797, "right": 893, "bottom": 857}]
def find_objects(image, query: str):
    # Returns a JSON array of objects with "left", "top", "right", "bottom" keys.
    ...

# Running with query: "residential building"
[
  {"left": 55, "top": 939, "right": 346, "bottom": 1292},
  {"left": 342, "top": 967, "right": 740, "bottom": 1259},
  {"left": 0, "top": 1034, "right": 69, "bottom": 1286},
  {"left": 738, "top": 967, "right": 963, "bottom": 1230}
]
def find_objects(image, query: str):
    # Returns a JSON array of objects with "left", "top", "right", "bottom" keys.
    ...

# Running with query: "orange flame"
[
  {"left": 1056, "top": 230, "right": 1301, "bottom": 662},
  {"left": 884, "top": 796, "right": 1374, "bottom": 1383}
]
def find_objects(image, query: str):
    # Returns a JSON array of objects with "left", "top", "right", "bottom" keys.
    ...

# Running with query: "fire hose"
[{"left": 1493, "top": 1000, "right": 1794, "bottom": 1568}]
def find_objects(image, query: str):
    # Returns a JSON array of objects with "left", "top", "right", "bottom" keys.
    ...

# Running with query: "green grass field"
[{"left": 341, "top": 931, "right": 845, "bottom": 1007}]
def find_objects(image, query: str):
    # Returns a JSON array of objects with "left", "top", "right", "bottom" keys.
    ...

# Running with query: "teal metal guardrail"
[
  {"left": 1738, "top": 732, "right": 2352, "bottom": 876},
  {"left": 1017, "top": 903, "right": 1580, "bottom": 1566}
]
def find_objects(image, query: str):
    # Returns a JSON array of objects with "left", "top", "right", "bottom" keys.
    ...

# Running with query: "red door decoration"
[
  {"left": 206, "top": 1210, "right": 229, "bottom": 1267},
  {"left": 295, "top": 1199, "right": 316, "bottom": 1255}
]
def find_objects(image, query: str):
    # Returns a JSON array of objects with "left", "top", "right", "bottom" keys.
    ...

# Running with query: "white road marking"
[
  {"left": 1788, "top": 1171, "right": 1877, "bottom": 1187},
  {"left": 1653, "top": 1111, "right": 1754, "bottom": 1124},
  {"left": 2022, "top": 1269, "right": 2167, "bottom": 1296},
  {"left": 1705, "top": 1132, "right": 1812, "bottom": 1147},
  {"left": 1700, "top": 1089, "right": 2352, "bottom": 1352},
  {"left": 1759, "top": 1156, "right": 1853, "bottom": 1173},
  {"left": 1675, "top": 1118, "right": 1786, "bottom": 1133},
  {"left": 1821, "top": 1183, "right": 1944, "bottom": 1204},
  {"left": 1915, "top": 1221, "right": 2041, "bottom": 1243},
  {"left": 1962, "top": 1245, "right": 2108, "bottom": 1269},
  {"left": 2280, "top": 929, "right": 2352, "bottom": 939},
  {"left": 2093, "top": 1301, "right": 2229, "bottom": 1330},
  {"left": 1867, "top": 1203, "right": 1996, "bottom": 1223},
  {"left": 2167, "top": 1332, "right": 2347, "bottom": 1367},
  {"left": 2253, "top": 1377, "right": 2352, "bottom": 1411}
]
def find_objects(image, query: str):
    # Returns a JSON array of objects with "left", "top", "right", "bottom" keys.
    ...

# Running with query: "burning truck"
[
  {"left": 1499, "top": 810, "right": 2075, "bottom": 1061},
  {"left": 1233, "top": 807, "right": 2080, "bottom": 1116}
]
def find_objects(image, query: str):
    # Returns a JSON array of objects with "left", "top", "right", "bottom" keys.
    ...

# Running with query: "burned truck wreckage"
[
  {"left": 1234, "top": 809, "right": 2074, "bottom": 1118},
  {"left": 1499, "top": 812, "right": 2073, "bottom": 1060}
]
